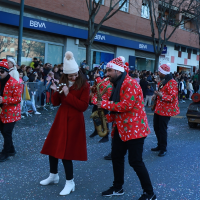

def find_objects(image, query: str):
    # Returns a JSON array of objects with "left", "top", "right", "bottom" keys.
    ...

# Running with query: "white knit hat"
[
  {"left": 63, "top": 51, "right": 79, "bottom": 74},
  {"left": 7, "top": 57, "right": 16, "bottom": 66}
]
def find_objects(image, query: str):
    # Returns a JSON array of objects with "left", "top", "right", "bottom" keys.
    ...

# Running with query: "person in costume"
[
  {"left": 40, "top": 51, "right": 90, "bottom": 196},
  {"left": 90, "top": 70, "right": 112, "bottom": 143},
  {"left": 97, "top": 56, "right": 156, "bottom": 200},
  {"left": 7, "top": 57, "right": 19, "bottom": 82},
  {"left": 151, "top": 63, "right": 180, "bottom": 157},
  {"left": 0, "top": 59, "right": 21, "bottom": 162}
]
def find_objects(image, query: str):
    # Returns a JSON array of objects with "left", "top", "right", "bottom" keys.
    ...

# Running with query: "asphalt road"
[{"left": 0, "top": 100, "right": 200, "bottom": 200}]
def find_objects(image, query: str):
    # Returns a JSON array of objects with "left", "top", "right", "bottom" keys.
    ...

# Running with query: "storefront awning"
[{"left": 177, "top": 64, "right": 192, "bottom": 69}]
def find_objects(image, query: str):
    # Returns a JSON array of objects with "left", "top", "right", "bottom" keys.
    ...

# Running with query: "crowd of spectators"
[
  {"left": 17, "top": 58, "right": 200, "bottom": 113},
  {"left": 79, "top": 59, "right": 199, "bottom": 107}
]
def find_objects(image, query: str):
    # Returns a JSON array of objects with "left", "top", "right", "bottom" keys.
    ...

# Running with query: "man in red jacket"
[
  {"left": 0, "top": 59, "right": 21, "bottom": 162},
  {"left": 151, "top": 63, "right": 180, "bottom": 157},
  {"left": 97, "top": 56, "right": 156, "bottom": 200}
]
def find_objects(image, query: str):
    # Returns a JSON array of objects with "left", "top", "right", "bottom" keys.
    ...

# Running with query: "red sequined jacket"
[
  {"left": 100, "top": 75, "right": 150, "bottom": 142},
  {"left": 155, "top": 79, "right": 180, "bottom": 117},
  {"left": 0, "top": 76, "right": 21, "bottom": 123}
]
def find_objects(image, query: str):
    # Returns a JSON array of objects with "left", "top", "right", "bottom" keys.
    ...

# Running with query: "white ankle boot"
[
  {"left": 59, "top": 179, "right": 75, "bottom": 196},
  {"left": 40, "top": 173, "right": 59, "bottom": 185}
]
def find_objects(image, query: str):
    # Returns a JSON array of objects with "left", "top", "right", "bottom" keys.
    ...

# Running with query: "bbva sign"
[
  {"left": 139, "top": 44, "right": 147, "bottom": 49},
  {"left": 30, "top": 20, "right": 46, "bottom": 29},
  {"left": 95, "top": 34, "right": 106, "bottom": 41}
]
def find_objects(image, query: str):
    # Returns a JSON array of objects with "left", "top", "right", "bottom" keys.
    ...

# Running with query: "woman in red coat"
[{"left": 40, "top": 51, "right": 90, "bottom": 196}]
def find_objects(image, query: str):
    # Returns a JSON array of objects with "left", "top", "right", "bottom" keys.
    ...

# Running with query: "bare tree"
[
  {"left": 148, "top": 0, "right": 200, "bottom": 71},
  {"left": 0, "top": 37, "right": 11, "bottom": 57},
  {"left": 85, "top": 0, "right": 128, "bottom": 68}
]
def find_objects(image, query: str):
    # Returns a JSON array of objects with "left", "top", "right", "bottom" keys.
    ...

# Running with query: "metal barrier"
[{"left": 21, "top": 81, "right": 54, "bottom": 116}]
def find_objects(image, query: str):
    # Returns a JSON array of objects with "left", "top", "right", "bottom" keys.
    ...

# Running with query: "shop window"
[
  {"left": 47, "top": 44, "right": 63, "bottom": 67},
  {"left": 135, "top": 57, "right": 154, "bottom": 72},
  {"left": 0, "top": 35, "right": 45, "bottom": 66},
  {"left": 119, "top": 0, "right": 129, "bottom": 12},
  {"left": 78, "top": 48, "right": 86, "bottom": 67},
  {"left": 178, "top": 51, "right": 182, "bottom": 57},
  {"left": 92, "top": 51, "right": 114, "bottom": 69},
  {"left": 141, "top": 0, "right": 149, "bottom": 19}
]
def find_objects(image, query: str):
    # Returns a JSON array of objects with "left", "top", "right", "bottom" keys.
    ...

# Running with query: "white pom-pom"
[
  {"left": 119, "top": 56, "right": 125, "bottom": 63},
  {"left": 65, "top": 51, "right": 73, "bottom": 60}
]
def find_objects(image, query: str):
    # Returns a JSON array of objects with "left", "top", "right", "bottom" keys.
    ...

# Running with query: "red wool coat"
[
  {"left": 100, "top": 75, "right": 150, "bottom": 142},
  {"left": 155, "top": 79, "right": 180, "bottom": 116},
  {"left": 41, "top": 83, "right": 90, "bottom": 161},
  {"left": 0, "top": 76, "right": 21, "bottom": 123}
]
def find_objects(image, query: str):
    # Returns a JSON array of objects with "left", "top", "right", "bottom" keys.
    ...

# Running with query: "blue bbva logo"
[
  {"left": 95, "top": 34, "right": 106, "bottom": 40},
  {"left": 30, "top": 20, "right": 46, "bottom": 29}
]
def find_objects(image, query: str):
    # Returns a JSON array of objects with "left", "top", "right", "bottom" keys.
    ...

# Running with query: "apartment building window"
[
  {"left": 3, "top": 47, "right": 7, "bottom": 52},
  {"left": 141, "top": 0, "right": 149, "bottom": 19},
  {"left": 10, "top": 48, "right": 15, "bottom": 53},
  {"left": 119, "top": 0, "right": 129, "bottom": 12},
  {"left": 178, "top": 51, "right": 181, "bottom": 58},
  {"left": 3, "top": 37, "right": 7, "bottom": 43},
  {"left": 94, "top": 0, "right": 104, "bottom": 5},
  {"left": 193, "top": 49, "right": 197, "bottom": 55},
  {"left": 187, "top": 48, "right": 192, "bottom": 59}
]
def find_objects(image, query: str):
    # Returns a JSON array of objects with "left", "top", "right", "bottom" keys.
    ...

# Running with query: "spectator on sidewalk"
[
  {"left": 21, "top": 65, "right": 27, "bottom": 77},
  {"left": 179, "top": 78, "right": 186, "bottom": 103},
  {"left": 7, "top": 57, "right": 19, "bottom": 82},
  {"left": 0, "top": 59, "right": 21, "bottom": 162},
  {"left": 30, "top": 57, "right": 38, "bottom": 69},
  {"left": 144, "top": 84, "right": 154, "bottom": 107},
  {"left": 140, "top": 75, "right": 148, "bottom": 99},
  {"left": 193, "top": 79, "right": 199, "bottom": 93},
  {"left": 187, "top": 80, "right": 194, "bottom": 100}
]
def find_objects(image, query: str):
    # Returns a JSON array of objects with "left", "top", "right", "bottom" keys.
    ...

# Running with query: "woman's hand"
[
  {"left": 62, "top": 86, "right": 69, "bottom": 96},
  {"left": 50, "top": 81, "right": 57, "bottom": 92}
]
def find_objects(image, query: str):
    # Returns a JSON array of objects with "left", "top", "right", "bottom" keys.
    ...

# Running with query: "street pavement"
[{"left": 0, "top": 100, "right": 200, "bottom": 200}]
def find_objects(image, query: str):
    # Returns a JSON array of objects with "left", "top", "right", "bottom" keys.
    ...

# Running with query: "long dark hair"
[{"left": 59, "top": 70, "right": 87, "bottom": 91}]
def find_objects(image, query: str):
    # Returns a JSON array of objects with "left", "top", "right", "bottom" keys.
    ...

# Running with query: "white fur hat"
[
  {"left": 63, "top": 51, "right": 79, "bottom": 74},
  {"left": 7, "top": 57, "right": 16, "bottom": 66}
]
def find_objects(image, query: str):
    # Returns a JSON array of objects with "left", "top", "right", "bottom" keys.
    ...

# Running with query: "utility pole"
[{"left": 17, "top": 0, "right": 25, "bottom": 66}]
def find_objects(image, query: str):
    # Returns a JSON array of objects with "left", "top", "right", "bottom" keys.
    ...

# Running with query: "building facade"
[{"left": 0, "top": 0, "right": 199, "bottom": 73}]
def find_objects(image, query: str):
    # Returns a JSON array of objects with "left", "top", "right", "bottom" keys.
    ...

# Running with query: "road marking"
[{"left": 146, "top": 113, "right": 185, "bottom": 118}]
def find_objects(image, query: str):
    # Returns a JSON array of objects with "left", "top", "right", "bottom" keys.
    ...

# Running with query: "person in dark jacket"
[
  {"left": 140, "top": 75, "right": 148, "bottom": 99},
  {"left": 144, "top": 84, "right": 154, "bottom": 107}
]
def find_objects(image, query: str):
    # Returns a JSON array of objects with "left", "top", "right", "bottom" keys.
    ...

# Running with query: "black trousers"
[
  {"left": 49, "top": 155, "right": 73, "bottom": 180},
  {"left": 0, "top": 121, "right": 16, "bottom": 155},
  {"left": 153, "top": 113, "right": 170, "bottom": 151},
  {"left": 111, "top": 129, "right": 153, "bottom": 195}
]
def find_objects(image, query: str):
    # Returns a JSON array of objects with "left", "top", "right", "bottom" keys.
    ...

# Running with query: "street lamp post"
[{"left": 17, "top": 0, "right": 25, "bottom": 66}]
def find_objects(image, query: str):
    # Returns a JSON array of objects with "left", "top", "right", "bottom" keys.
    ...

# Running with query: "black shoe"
[
  {"left": 99, "top": 136, "right": 109, "bottom": 143},
  {"left": 102, "top": 186, "right": 124, "bottom": 197},
  {"left": 158, "top": 150, "right": 167, "bottom": 157},
  {"left": 151, "top": 146, "right": 160, "bottom": 151},
  {"left": 0, "top": 149, "right": 16, "bottom": 156},
  {"left": 138, "top": 192, "right": 157, "bottom": 200},
  {"left": 89, "top": 131, "right": 98, "bottom": 138},
  {"left": 0, "top": 153, "right": 9, "bottom": 162},
  {"left": 104, "top": 153, "right": 111, "bottom": 160}
]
